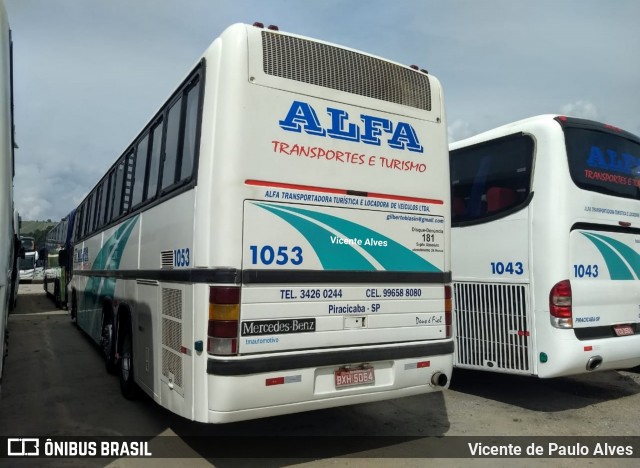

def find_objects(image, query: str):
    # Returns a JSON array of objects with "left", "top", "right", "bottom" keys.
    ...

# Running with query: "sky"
[{"left": 4, "top": 0, "right": 640, "bottom": 221}]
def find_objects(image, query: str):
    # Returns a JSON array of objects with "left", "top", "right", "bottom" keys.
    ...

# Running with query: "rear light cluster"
[
  {"left": 208, "top": 287, "right": 240, "bottom": 355},
  {"left": 444, "top": 285, "right": 452, "bottom": 338},
  {"left": 549, "top": 280, "right": 572, "bottom": 329}
]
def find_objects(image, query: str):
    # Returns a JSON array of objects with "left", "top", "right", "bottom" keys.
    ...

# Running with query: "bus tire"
[
  {"left": 101, "top": 311, "right": 117, "bottom": 374},
  {"left": 118, "top": 317, "right": 138, "bottom": 400}
]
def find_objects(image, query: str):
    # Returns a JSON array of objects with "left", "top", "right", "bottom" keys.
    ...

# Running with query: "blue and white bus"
[
  {"left": 450, "top": 115, "right": 640, "bottom": 378},
  {"left": 69, "top": 23, "right": 453, "bottom": 422}
]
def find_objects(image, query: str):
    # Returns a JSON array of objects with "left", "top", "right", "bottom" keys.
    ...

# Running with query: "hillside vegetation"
[{"left": 20, "top": 220, "right": 57, "bottom": 248}]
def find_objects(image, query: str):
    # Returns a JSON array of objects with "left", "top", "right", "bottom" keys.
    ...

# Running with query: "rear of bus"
[
  {"left": 450, "top": 115, "right": 640, "bottom": 378},
  {"left": 544, "top": 116, "right": 640, "bottom": 376},
  {"left": 197, "top": 24, "right": 452, "bottom": 423}
]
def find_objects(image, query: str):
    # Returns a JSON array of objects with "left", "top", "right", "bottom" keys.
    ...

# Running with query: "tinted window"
[
  {"left": 98, "top": 178, "right": 109, "bottom": 228},
  {"left": 180, "top": 79, "right": 200, "bottom": 181},
  {"left": 450, "top": 134, "right": 534, "bottom": 224},
  {"left": 132, "top": 134, "right": 149, "bottom": 207},
  {"left": 74, "top": 205, "right": 84, "bottom": 240},
  {"left": 564, "top": 128, "right": 640, "bottom": 201},
  {"left": 162, "top": 98, "right": 182, "bottom": 190},
  {"left": 85, "top": 193, "right": 95, "bottom": 236},
  {"left": 147, "top": 120, "right": 163, "bottom": 199},
  {"left": 110, "top": 161, "right": 125, "bottom": 220},
  {"left": 93, "top": 186, "right": 102, "bottom": 230}
]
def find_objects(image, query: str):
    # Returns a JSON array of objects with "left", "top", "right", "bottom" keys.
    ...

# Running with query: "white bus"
[
  {"left": 0, "top": 0, "right": 16, "bottom": 394},
  {"left": 450, "top": 115, "right": 640, "bottom": 378},
  {"left": 68, "top": 23, "right": 452, "bottom": 423}
]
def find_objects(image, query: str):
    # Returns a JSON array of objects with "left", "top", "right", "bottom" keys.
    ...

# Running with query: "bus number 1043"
[
  {"left": 490, "top": 261, "right": 524, "bottom": 275},
  {"left": 573, "top": 264, "right": 599, "bottom": 278}
]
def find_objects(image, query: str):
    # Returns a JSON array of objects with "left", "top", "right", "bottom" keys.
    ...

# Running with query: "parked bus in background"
[
  {"left": 450, "top": 115, "right": 640, "bottom": 378},
  {"left": 18, "top": 247, "right": 37, "bottom": 282},
  {"left": 69, "top": 22, "right": 452, "bottom": 423},
  {"left": 44, "top": 211, "right": 74, "bottom": 307},
  {"left": 0, "top": 0, "right": 16, "bottom": 395}
]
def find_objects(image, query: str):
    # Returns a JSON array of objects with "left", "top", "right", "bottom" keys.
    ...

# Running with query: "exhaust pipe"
[
  {"left": 586, "top": 356, "right": 603, "bottom": 371},
  {"left": 431, "top": 372, "right": 448, "bottom": 387}
]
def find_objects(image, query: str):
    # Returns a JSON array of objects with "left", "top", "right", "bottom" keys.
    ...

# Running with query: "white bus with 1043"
[{"left": 450, "top": 115, "right": 640, "bottom": 378}]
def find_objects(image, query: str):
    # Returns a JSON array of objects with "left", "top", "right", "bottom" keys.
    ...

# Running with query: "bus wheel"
[
  {"left": 101, "top": 312, "right": 117, "bottom": 374},
  {"left": 119, "top": 318, "right": 138, "bottom": 399}
]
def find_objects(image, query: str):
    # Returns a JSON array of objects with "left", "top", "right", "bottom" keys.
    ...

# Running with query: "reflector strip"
[
  {"left": 404, "top": 360, "right": 430, "bottom": 370},
  {"left": 245, "top": 179, "right": 443, "bottom": 205},
  {"left": 265, "top": 375, "right": 302, "bottom": 386},
  {"left": 584, "top": 346, "right": 593, "bottom": 352},
  {"left": 266, "top": 377, "right": 284, "bottom": 386}
]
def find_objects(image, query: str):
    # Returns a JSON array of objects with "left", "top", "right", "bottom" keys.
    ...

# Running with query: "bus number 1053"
[{"left": 249, "top": 245, "right": 303, "bottom": 266}]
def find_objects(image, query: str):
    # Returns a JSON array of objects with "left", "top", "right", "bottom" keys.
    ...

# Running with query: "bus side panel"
[
  {"left": 570, "top": 228, "right": 640, "bottom": 325},
  {"left": 452, "top": 209, "right": 533, "bottom": 374},
  {"left": 136, "top": 190, "right": 195, "bottom": 420}
]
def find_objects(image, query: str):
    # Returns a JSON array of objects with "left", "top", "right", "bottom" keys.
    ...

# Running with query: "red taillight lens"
[
  {"left": 208, "top": 320, "right": 238, "bottom": 338},
  {"left": 208, "top": 286, "right": 240, "bottom": 355},
  {"left": 444, "top": 285, "right": 452, "bottom": 338},
  {"left": 209, "top": 287, "right": 240, "bottom": 304},
  {"left": 549, "top": 280, "right": 572, "bottom": 328}
]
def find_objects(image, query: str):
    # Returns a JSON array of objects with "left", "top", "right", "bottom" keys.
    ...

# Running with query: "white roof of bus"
[{"left": 449, "top": 114, "right": 561, "bottom": 150}]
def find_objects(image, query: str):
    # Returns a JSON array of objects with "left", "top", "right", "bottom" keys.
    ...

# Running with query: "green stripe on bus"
[
  {"left": 586, "top": 232, "right": 640, "bottom": 279},
  {"left": 581, "top": 232, "right": 635, "bottom": 280}
]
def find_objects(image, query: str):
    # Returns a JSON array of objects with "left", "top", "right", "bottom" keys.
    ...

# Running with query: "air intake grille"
[
  {"left": 262, "top": 31, "right": 431, "bottom": 111},
  {"left": 454, "top": 282, "right": 531, "bottom": 374},
  {"left": 161, "top": 288, "right": 183, "bottom": 390}
]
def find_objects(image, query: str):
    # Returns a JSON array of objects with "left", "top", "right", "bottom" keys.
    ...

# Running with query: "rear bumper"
[
  {"left": 205, "top": 351, "right": 453, "bottom": 423},
  {"left": 537, "top": 333, "right": 640, "bottom": 378},
  {"left": 207, "top": 340, "right": 454, "bottom": 375}
]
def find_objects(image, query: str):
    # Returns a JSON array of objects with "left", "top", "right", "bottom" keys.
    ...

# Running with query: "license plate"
[
  {"left": 613, "top": 325, "right": 634, "bottom": 337},
  {"left": 334, "top": 366, "right": 375, "bottom": 389}
]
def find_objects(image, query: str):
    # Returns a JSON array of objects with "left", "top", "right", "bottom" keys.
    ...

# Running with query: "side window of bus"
[
  {"left": 451, "top": 134, "right": 534, "bottom": 224},
  {"left": 180, "top": 77, "right": 201, "bottom": 182},
  {"left": 147, "top": 119, "right": 163, "bottom": 201},
  {"left": 97, "top": 177, "right": 110, "bottom": 229},
  {"left": 161, "top": 97, "right": 182, "bottom": 191},
  {"left": 121, "top": 150, "right": 135, "bottom": 214},
  {"left": 93, "top": 186, "right": 102, "bottom": 232},
  {"left": 110, "top": 160, "right": 126, "bottom": 221},
  {"left": 75, "top": 204, "right": 84, "bottom": 240},
  {"left": 132, "top": 134, "right": 149, "bottom": 208},
  {"left": 84, "top": 193, "right": 95, "bottom": 237}
]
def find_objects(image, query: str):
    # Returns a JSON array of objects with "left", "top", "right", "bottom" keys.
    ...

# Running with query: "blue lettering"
[
  {"left": 279, "top": 101, "right": 423, "bottom": 153},
  {"left": 388, "top": 122, "right": 423, "bottom": 153},
  {"left": 606, "top": 149, "right": 625, "bottom": 173},
  {"left": 360, "top": 115, "right": 391, "bottom": 146},
  {"left": 586, "top": 145, "right": 607, "bottom": 170},
  {"left": 586, "top": 145, "right": 640, "bottom": 175},
  {"left": 326, "top": 107, "right": 359, "bottom": 142},
  {"left": 279, "top": 100, "right": 326, "bottom": 136}
]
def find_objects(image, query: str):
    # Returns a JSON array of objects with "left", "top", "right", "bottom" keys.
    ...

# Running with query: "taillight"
[
  {"left": 444, "top": 285, "right": 452, "bottom": 338},
  {"left": 208, "top": 286, "right": 240, "bottom": 355},
  {"left": 549, "top": 280, "right": 572, "bottom": 329}
]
